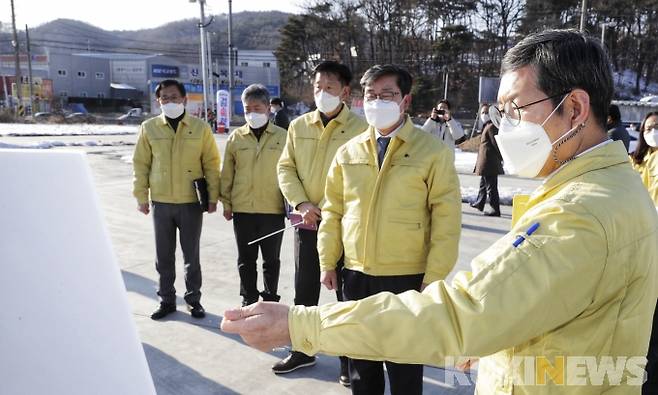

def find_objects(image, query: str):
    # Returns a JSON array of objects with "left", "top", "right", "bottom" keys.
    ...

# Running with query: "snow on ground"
[
  {"left": 461, "top": 186, "right": 532, "bottom": 206},
  {"left": 0, "top": 140, "right": 135, "bottom": 149},
  {"left": 454, "top": 149, "right": 478, "bottom": 173},
  {"left": 0, "top": 123, "right": 138, "bottom": 137}
]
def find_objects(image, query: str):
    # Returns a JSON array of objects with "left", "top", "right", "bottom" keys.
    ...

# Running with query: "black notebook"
[{"left": 193, "top": 178, "right": 209, "bottom": 212}]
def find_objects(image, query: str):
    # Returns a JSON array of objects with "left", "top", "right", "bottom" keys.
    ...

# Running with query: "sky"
[{"left": 8, "top": 0, "right": 303, "bottom": 31}]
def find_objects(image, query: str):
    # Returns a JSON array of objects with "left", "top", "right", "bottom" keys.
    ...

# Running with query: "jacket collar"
[
  {"left": 159, "top": 111, "right": 190, "bottom": 127},
  {"left": 359, "top": 115, "right": 415, "bottom": 144},
  {"left": 310, "top": 103, "right": 350, "bottom": 126},
  {"left": 238, "top": 121, "right": 275, "bottom": 136},
  {"left": 530, "top": 140, "right": 629, "bottom": 201}
]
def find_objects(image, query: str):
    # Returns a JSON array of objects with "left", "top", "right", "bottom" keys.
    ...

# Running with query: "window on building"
[
  {"left": 240, "top": 62, "right": 249, "bottom": 67},
  {"left": 95, "top": 72, "right": 105, "bottom": 79},
  {"left": 263, "top": 62, "right": 271, "bottom": 68},
  {"left": 57, "top": 69, "right": 67, "bottom": 76},
  {"left": 59, "top": 91, "right": 68, "bottom": 97},
  {"left": 77, "top": 71, "right": 87, "bottom": 78},
  {"left": 97, "top": 93, "right": 105, "bottom": 99},
  {"left": 81, "top": 92, "right": 88, "bottom": 98}
]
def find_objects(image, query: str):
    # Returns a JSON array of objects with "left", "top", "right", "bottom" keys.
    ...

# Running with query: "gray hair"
[
  {"left": 241, "top": 84, "right": 270, "bottom": 105},
  {"left": 501, "top": 29, "right": 613, "bottom": 129}
]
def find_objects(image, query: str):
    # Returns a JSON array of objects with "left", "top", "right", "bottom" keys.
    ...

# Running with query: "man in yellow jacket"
[
  {"left": 317, "top": 64, "right": 461, "bottom": 394},
  {"left": 275, "top": 61, "right": 367, "bottom": 384},
  {"left": 133, "top": 79, "right": 220, "bottom": 320},
  {"left": 220, "top": 84, "right": 287, "bottom": 307},
  {"left": 223, "top": 30, "right": 658, "bottom": 394}
]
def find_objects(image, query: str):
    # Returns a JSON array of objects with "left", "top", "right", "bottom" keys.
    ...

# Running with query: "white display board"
[{"left": 0, "top": 149, "right": 155, "bottom": 395}]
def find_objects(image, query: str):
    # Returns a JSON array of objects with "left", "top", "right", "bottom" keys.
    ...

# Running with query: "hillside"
[{"left": 0, "top": 11, "right": 290, "bottom": 61}]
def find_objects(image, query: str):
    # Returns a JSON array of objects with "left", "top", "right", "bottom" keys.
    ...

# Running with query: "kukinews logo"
[{"left": 442, "top": 356, "right": 647, "bottom": 387}]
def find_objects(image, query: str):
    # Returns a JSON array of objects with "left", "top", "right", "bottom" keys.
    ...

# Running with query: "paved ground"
[{"left": 2, "top": 129, "right": 541, "bottom": 394}]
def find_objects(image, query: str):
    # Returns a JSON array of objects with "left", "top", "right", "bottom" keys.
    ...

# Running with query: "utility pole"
[
  {"left": 443, "top": 69, "right": 449, "bottom": 99},
  {"left": 228, "top": 0, "right": 234, "bottom": 122},
  {"left": 579, "top": 0, "right": 587, "bottom": 32},
  {"left": 206, "top": 31, "right": 214, "bottom": 110},
  {"left": 26, "top": 25, "right": 34, "bottom": 115},
  {"left": 191, "top": 0, "right": 209, "bottom": 122},
  {"left": 10, "top": 0, "right": 22, "bottom": 113},
  {"left": 601, "top": 22, "right": 607, "bottom": 45}
]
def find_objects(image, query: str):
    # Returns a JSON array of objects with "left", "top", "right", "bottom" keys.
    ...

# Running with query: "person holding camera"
[{"left": 421, "top": 99, "right": 465, "bottom": 149}]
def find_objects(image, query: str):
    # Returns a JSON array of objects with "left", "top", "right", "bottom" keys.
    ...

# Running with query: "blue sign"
[{"left": 151, "top": 64, "right": 179, "bottom": 78}]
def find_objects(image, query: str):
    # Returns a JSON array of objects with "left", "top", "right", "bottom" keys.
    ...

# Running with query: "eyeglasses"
[
  {"left": 364, "top": 91, "right": 401, "bottom": 102},
  {"left": 489, "top": 91, "right": 570, "bottom": 128}
]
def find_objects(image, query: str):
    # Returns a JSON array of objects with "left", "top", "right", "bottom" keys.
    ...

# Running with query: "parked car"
[
  {"left": 33, "top": 112, "right": 65, "bottom": 123},
  {"left": 117, "top": 108, "right": 145, "bottom": 124},
  {"left": 65, "top": 112, "right": 96, "bottom": 123}
]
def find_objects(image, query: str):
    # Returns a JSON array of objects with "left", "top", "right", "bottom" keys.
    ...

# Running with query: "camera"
[{"left": 436, "top": 109, "right": 446, "bottom": 115}]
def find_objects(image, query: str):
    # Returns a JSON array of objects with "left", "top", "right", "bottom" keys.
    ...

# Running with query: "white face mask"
[
  {"left": 493, "top": 94, "right": 576, "bottom": 178},
  {"left": 644, "top": 128, "right": 658, "bottom": 148},
  {"left": 314, "top": 90, "right": 341, "bottom": 114},
  {"left": 480, "top": 113, "right": 490, "bottom": 124},
  {"left": 245, "top": 112, "right": 269, "bottom": 129},
  {"left": 161, "top": 102, "right": 185, "bottom": 119},
  {"left": 363, "top": 99, "right": 402, "bottom": 130}
]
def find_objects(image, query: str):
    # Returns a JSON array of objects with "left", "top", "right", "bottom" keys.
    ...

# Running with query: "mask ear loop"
[{"left": 552, "top": 121, "right": 586, "bottom": 165}]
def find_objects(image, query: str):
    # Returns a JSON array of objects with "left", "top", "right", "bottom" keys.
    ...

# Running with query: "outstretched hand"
[{"left": 220, "top": 302, "right": 292, "bottom": 352}]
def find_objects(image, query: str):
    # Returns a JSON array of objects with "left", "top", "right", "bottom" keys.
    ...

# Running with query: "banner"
[{"left": 216, "top": 90, "right": 230, "bottom": 131}]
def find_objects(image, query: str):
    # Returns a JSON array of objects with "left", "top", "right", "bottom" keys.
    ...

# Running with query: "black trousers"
[
  {"left": 473, "top": 175, "right": 500, "bottom": 213},
  {"left": 233, "top": 213, "right": 285, "bottom": 303},
  {"left": 342, "top": 269, "right": 424, "bottom": 395},
  {"left": 152, "top": 202, "right": 203, "bottom": 305},
  {"left": 293, "top": 227, "right": 344, "bottom": 306},
  {"left": 643, "top": 300, "right": 658, "bottom": 394}
]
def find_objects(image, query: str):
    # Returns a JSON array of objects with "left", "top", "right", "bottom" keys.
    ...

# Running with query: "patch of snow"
[
  {"left": 461, "top": 186, "right": 533, "bottom": 206},
  {"left": 0, "top": 123, "right": 138, "bottom": 137},
  {"left": 454, "top": 149, "right": 478, "bottom": 172},
  {"left": 0, "top": 140, "right": 134, "bottom": 149}
]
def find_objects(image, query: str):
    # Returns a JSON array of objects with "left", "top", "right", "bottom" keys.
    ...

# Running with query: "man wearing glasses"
[
  {"left": 222, "top": 30, "right": 658, "bottom": 393},
  {"left": 133, "top": 79, "right": 220, "bottom": 321},
  {"left": 315, "top": 64, "right": 461, "bottom": 394}
]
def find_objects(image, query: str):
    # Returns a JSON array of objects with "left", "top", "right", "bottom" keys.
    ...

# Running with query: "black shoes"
[
  {"left": 242, "top": 298, "right": 258, "bottom": 307},
  {"left": 339, "top": 356, "right": 351, "bottom": 387},
  {"left": 483, "top": 210, "right": 501, "bottom": 217},
  {"left": 151, "top": 302, "right": 205, "bottom": 319},
  {"left": 150, "top": 303, "right": 176, "bottom": 320},
  {"left": 187, "top": 302, "right": 206, "bottom": 319},
  {"left": 272, "top": 351, "right": 316, "bottom": 374},
  {"left": 469, "top": 201, "right": 484, "bottom": 211}
]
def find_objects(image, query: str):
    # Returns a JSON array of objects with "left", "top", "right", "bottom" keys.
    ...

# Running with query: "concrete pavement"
[{"left": 3, "top": 130, "right": 543, "bottom": 394}]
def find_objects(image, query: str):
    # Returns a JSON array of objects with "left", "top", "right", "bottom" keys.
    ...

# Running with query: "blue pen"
[{"left": 513, "top": 222, "right": 540, "bottom": 248}]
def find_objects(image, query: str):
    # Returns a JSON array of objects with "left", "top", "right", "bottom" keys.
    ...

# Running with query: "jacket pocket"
[{"left": 380, "top": 217, "right": 427, "bottom": 265}]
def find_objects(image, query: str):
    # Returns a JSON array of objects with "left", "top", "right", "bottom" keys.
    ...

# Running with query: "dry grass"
[{"left": 458, "top": 135, "right": 481, "bottom": 152}]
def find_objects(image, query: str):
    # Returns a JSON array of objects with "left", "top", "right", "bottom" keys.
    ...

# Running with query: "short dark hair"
[
  {"left": 438, "top": 99, "right": 451, "bottom": 109},
  {"left": 608, "top": 104, "right": 621, "bottom": 123},
  {"left": 360, "top": 64, "right": 413, "bottom": 96},
  {"left": 155, "top": 79, "right": 186, "bottom": 98},
  {"left": 313, "top": 61, "right": 352, "bottom": 86},
  {"left": 270, "top": 97, "right": 284, "bottom": 106},
  {"left": 631, "top": 111, "right": 658, "bottom": 164},
  {"left": 501, "top": 29, "right": 613, "bottom": 129}
]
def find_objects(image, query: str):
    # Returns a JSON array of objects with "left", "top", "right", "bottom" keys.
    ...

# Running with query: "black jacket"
[{"left": 273, "top": 109, "right": 290, "bottom": 131}]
